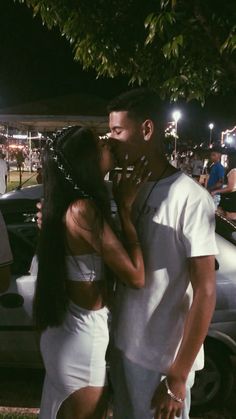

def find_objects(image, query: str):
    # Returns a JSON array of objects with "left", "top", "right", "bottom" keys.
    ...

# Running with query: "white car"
[{"left": 0, "top": 185, "right": 42, "bottom": 368}]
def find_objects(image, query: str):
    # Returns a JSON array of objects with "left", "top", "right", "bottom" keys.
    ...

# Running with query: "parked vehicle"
[
  {"left": 0, "top": 185, "right": 236, "bottom": 413},
  {"left": 191, "top": 214, "right": 236, "bottom": 414},
  {"left": 0, "top": 185, "right": 42, "bottom": 367}
]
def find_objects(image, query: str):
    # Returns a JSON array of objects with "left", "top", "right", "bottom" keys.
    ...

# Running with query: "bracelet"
[{"left": 163, "top": 378, "right": 184, "bottom": 403}]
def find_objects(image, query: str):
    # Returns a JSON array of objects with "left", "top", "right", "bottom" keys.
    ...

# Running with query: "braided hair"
[{"left": 34, "top": 126, "right": 111, "bottom": 330}]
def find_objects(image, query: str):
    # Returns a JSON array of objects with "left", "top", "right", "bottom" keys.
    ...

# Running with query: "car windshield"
[{"left": 215, "top": 214, "right": 236, "bottom": 246}]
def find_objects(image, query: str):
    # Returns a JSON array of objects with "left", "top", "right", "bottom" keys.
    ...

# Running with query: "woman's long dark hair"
[{"left": 33, "top": 127, "right": 111, "bottom": 330}]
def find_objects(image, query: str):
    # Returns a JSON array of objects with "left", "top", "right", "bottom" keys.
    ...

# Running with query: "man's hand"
[
  {"left": 36, "top": 200, "right": 43, "bottom": 229},
  {"left": 151, "top": 378, "right": 186, "bottom": 419},
  {"left": 210, "top": 190, "right": 217, "bottom": 196}
]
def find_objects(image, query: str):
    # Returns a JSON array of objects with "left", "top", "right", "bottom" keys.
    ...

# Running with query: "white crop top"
[{"left": 66, "top": 253, "right": 104, "bottom": 282}]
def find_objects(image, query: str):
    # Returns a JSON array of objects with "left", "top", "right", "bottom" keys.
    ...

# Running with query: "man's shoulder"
[
  {"left": 175, "top": 173, "right": 211, "bottom": 203},
  {"left": 176, "top": 172, "right": 206, "bottom": 191},
  {"left": 215, "top": 161, "right": 224, "bottom": 169}
]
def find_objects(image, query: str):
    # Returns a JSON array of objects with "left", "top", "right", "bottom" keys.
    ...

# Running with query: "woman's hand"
[
  {"left": 112, "top": 155, "right": 151, "bottom": 210},
  {"left": 36, "top": 200, "right": 43, "bottom": 229}
]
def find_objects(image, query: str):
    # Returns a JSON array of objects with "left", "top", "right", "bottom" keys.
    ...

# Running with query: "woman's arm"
[
  {"left": 66, "top": 157, "right": 150, "bottom": 289},
  {"left": 212, "top": 170, "right": 236, "bottom": 195},
  {"left": 67, "top": 200, "right": 145, "bottom": 289}
]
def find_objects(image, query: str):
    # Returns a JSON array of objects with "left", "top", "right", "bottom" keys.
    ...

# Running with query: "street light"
[
  {"left": 172, "top": 110, "right": 181, "bottom": 162},
  {"left": 226, "top": 135, "right": 233, "bottom": 144},
  {"left": 208, "top": 123, "right": 214, "bottom": 147}
]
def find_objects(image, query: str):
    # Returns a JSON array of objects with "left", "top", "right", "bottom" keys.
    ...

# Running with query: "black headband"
[{"left": 46, "top": 126, "right": 93, "bottom": 199}]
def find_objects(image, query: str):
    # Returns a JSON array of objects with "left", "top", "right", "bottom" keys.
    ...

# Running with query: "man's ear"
[{"left": 142, "top": 119, "right": 154, "bottom": 141}]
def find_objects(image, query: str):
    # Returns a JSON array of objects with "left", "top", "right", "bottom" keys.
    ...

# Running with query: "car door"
[{"left": 0, "top": 186, "right": 43, "bottom": 367}]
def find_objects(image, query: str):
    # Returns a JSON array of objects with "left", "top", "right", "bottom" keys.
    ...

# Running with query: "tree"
[{"left": 18, "top": 0, "right": 236, "bottom": 102}]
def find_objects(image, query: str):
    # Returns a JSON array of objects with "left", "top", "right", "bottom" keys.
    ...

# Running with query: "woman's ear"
[{"left": 142, "top": 119, "right": 154, "bottom": 141}]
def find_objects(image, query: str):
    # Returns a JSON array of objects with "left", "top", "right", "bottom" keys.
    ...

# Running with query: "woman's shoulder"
[
  {"left": 68, "top": 199, "right": 98, "bottom": 226},
  {"left": 228, "top": 168, "right": 236, "bottom": 176},
  {"left": 70, "top": 198, "right": 94, "bottom": 211}
]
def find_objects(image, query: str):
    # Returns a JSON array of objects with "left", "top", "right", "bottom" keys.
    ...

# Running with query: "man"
[
  {"left": 207, "top": 148, "right": 225, "bottom": 209},
  {"left": 207, "top": 148, "right": 225, "bottom": 192},
  {"left": 108, "top": 89, "right": 217, "bottom": 419},
  {"left": 0, "top": 210, "right": 12, "bottom": 293},
  {"left": 0, "top": 151, "right": 8, "bottom": 195},
  {"left": 190, "top": 153, "right": 203, "bottom": 182}
]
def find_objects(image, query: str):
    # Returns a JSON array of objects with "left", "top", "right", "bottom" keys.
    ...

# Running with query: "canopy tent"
[{"left": 0, "top": 93, "right": 109, "bottom": 133}]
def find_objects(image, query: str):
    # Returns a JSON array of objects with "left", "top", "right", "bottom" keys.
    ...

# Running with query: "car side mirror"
[{"left": 0, "top": 293, "right": 24, "bottom": 308}]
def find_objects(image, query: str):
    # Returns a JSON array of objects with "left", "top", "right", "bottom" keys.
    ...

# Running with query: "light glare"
[{"left": 172, "top": 110, "right": 181, "bottom": 122}]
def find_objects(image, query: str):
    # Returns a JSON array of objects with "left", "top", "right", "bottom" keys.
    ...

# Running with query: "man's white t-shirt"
[
  {"left": 0, "top": 211, "right": 13, "bottom": 267},
  {"left": 0, "top": 159, "right": 7, "bottom": 195},
  {"left": 113, "top": 172, "right": 218, "bottom": 374}
]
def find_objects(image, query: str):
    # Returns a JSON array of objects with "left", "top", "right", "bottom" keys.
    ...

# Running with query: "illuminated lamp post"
[
  {"left": 208, "top": 123, "right": 214, "bottom": 147},
  {"left": 172, "top": 110, "right": 181, "bottom": 162}
]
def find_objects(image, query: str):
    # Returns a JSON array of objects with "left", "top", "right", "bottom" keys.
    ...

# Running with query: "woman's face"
[{"left": 98, "top": 138, "right": 115, "bottom": 175}]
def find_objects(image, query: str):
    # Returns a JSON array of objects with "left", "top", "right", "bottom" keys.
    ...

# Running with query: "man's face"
[
  {"left": 210, "top": 152, "right": 220, "bottom": 163},
  {"left": 108, "top": 111, "right": 145, "bottom": 166}
]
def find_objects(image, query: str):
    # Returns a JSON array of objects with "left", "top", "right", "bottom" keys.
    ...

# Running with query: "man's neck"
[{"left": 145, "top": 152, "right": 178, "bottom": 181}]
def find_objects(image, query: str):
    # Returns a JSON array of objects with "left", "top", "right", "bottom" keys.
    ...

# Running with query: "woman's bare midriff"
[{"left": 66, "top": 279, "right": 107, "bottom": 310}]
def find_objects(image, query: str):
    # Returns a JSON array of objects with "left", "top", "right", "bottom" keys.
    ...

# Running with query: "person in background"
[
  {"left": 36, "top": 167, "right": 43, "bottom": 184},
  {"left": 190, "top": 153, "right": 204, "bottom": 182},
  {"left": 207, "top": 148, "right": 225, "bottom": 208},
  {"left": 0, "top": 210, "right": 12, "bottom": 293},
  {"left": 211, "top": 152, "right": 236, "bottom": 220},
  {"left": 207, "top": 148, "right": 225, "bottom": 192},
  {"left": 0, "top": 151, "right": 8, "bottom": 195}
]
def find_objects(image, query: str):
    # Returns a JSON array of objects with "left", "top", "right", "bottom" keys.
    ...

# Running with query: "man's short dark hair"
[
  {"left": 210, "top": 146, "right": 222, "bottom": 153},
  {"left": 107, "top": 88, "right": 159, "bottom": 124}
]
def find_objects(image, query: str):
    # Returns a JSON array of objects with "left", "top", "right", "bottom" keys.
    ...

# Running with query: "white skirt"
[{"left": 39, "top": 301, "right": 109, "bottom": 419}]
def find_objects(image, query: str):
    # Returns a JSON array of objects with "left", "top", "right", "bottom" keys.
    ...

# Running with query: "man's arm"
[
  {"left": 208, "top": 178, "right": 224, "bottom": 191},
  {"left": 151, "top": 255, "right": 216, "bottom": 418},
  {"left": 168, "top": 255, "right": 216, "bottom": 381}
]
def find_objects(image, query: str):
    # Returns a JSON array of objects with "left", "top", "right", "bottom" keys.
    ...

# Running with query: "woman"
[
  {"left": 212, "top": 152, "right": 236, "bottom": 220},
  {"left": 34, "top": 126, "right": 150, "bottom": 419}
]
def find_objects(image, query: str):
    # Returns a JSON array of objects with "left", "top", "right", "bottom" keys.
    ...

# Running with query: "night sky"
[{"left": 0, "top": 0, "right": 235, "bottom": 143}]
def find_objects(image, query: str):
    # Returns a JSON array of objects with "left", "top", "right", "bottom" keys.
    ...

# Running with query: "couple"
[{"left": 35, "top": 89, "right": 217, "bottom": 419}]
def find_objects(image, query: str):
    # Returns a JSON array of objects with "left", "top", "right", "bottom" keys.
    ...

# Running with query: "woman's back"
[{"left": 64, "top": 200, "right": 107, "bottom": 310}]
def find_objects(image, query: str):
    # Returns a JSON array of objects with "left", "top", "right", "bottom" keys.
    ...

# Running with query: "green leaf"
[{"left": 17, "top": 0, "right": 236, "bottom": 102}]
